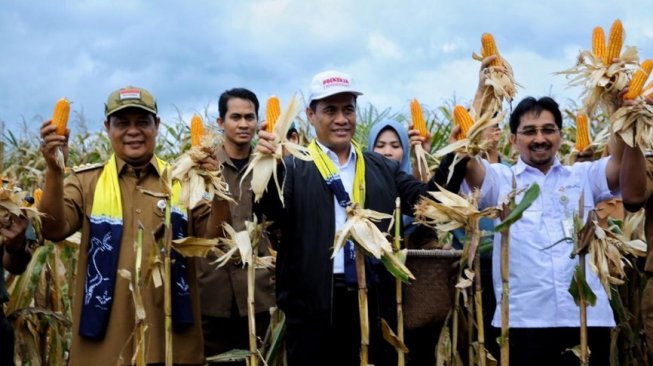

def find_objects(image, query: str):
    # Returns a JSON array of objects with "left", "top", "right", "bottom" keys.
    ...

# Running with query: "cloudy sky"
[{"left": 1, "top": 0, "right": 652, "bottom": 134}]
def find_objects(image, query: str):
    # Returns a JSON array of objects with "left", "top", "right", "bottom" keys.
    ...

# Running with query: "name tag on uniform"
[{"left": 561, "top": 217, "right": 575, "bottom": 240}]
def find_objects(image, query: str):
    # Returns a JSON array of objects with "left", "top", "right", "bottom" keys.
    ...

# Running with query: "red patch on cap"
[{"left": 119, "top": 88, "right": 141, "bottom": 100}]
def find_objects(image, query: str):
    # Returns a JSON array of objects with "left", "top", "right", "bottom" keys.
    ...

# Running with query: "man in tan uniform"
[
  {"left": 38, "top": 86, "right": 227, "bottom": 365},
  {"left": 197, "top": 88, "right": 275, "bottom": 362}
]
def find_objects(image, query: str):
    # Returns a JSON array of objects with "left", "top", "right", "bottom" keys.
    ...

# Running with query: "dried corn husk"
[
  {"left": 0, "top": 184, "right": 42, "bottom": 247},
  {"left": 212, "top": 219, "right": 275, "bottom": 270},
  {"left": 171, "top": 236, "right": 220, "bottom": 257},
  {"left": 171, "top": 132, "right": 234, "bottom": 209},
  {"left": 610, "top": 98, "right": 653, "bottom": 150},
  {"left": 578, "top": 209, "right": 646, "bottom": 299},
  {"left": 414, "top": 185, "right": 499, "bottom": 269},
  {"left": 334, "top": 202, "right": 414, "bottom": 283},
  {"left": 557, "top": 46, "right": 638, "bottom": 116},
  {"left": 241, "top": 94, "right": 313, "bottom": 205},
  {"left": 434, "top": 109, "right": 505, "bottom": 183},
  {"left": 472, "top": 52, "right": 519, "bottom": 117}
]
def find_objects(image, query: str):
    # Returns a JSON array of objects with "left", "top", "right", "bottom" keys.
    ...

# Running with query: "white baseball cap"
[{"left": 308, "top": 70, "right": 363, "bottom": 103}]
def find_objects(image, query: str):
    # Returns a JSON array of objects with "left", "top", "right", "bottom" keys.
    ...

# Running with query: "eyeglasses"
[{"left": 516, "top": 126, "right": 559, "bottom": 137}]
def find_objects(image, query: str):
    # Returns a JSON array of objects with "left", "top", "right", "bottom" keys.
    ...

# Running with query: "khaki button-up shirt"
[
  {"left": 62, "top": 156, "right": 218, "bottom": 365},
  {"left": 197, "top": 146, "right": 275, "bottom": 318}
]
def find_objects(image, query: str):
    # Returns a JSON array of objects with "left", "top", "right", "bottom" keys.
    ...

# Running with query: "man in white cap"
[{"left": 255, "top": 70, "right": 449, "bottom": 365}]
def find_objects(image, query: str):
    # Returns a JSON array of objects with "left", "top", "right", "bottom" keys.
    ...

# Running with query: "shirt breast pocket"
[
  {"left": 510, "top": 207, "right": 542, "bottom": 233},
  {"left": 554, "top": 185, "right": 587, "bottom": 219}
]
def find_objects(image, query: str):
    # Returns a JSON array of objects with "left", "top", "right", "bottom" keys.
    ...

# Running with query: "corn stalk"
[
  {"left": 499, "top": 222, "right": 510, "bottom": 366},
  {"left": 163, "top": 199, "right": 173, "bottom": 365},
  {"left": 356, "top": 246, "right": 370, "bottom": 365},
  {"left": 574, "top": 202, "right": 592, "bottom": 366},
  {"left": 470, "top": 216, "right": 486, "bottom": 366},
  {"left": 393, "top": 198, "right": 405, "bottom": 366},
  {"left": 247, "top": 247, "right": 258, "bottom": 366},
  {"left": 498, "top": 177, "right": 517, "bottom": 366}
]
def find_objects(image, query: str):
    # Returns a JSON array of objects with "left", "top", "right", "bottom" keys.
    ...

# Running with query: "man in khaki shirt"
[
  {"left": 39, "top": 86, "right": 228, "bottom": 365},
  {"left": 196, "top": 88, "right": 275, "bottom": 361}
]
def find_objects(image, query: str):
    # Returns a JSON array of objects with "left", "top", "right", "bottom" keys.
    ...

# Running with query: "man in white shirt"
[{"left": 465, "top": 95, "right": 643, "bottom": 365}]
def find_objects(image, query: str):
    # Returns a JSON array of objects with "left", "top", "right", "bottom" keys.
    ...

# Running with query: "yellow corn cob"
[
  {"left": 481, "top": 33, "right": 502, "bottom": 67},
  {"left": 265, "top": 96, "right": 281, "bottom": 133},
  {"left": 190, "top": 114, "right": 205, "bottom": 147},
  {"left": 624, "top": 59, "right": 653, "bottom": 99},
  {"left": 604, "top": 19, "right": 624, "bottom": 65},
  {"left": 410, "top": 99, "right": 428, "bottom": 137},
  {"left": 51, "top": 98, "right": 70, "bottom": 136},
  {"left": 644, "top": 80, "right": 653, "bottom": 99},
  {"left": 575, "top": 112, "right": 591, "bottom": 151},
  {"left": 453, "top": 105, "right": 474, "bottom": 139},
  {"left": 592, "top": 26, "right": 606, "bottom": 62},
  {"left": 33, "top": 188, "right": 43, "bottom": 206}
]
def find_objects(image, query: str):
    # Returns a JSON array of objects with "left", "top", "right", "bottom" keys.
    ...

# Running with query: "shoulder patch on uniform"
[{"left": 72, "top": 162, "right": 105, "bottom": 173}]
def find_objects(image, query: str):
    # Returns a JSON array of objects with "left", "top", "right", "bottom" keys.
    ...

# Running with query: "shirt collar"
[
  {"left": 116, "top": 154, "right": 160, "bottom": 177},
  {"left": 216, "top": 144, "right": 252, "bottom": 169},
  {"left": 315, "top": 140, "right": 357, "bottom": 167},
  {"left": 514, "top": 156, "right": 562, "bottom": 176}
]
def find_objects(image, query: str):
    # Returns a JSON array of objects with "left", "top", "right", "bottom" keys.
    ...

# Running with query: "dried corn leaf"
[
  {"left": 171, "top": 236, "right": 219, "bottom": 257},
  {"left": 580, "top": 209, "right": 645, "bottom": 298},
  {"left": 118, "top": 269, "right": 146, "bottom": 321},
  {"left": 610, "top": 100, "right": 653, "bottom": 150},
  {"left": 213, "top": 220, "right": 267, "bottom": 268},
  {"left": 381, "top": 318, "right": 409, "bottom": 353}
]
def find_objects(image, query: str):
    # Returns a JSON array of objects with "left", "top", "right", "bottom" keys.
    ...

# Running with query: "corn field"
[{"left": 1, "top": 98, "right": 648, "bottom": 365}]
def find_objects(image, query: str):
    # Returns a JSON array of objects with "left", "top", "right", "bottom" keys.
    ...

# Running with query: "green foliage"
[{"left": 494, "top": 183, "right": 541, "bottom": 232}]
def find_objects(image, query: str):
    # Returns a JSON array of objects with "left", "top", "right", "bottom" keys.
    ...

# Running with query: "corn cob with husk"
[
  {"left": 557, "top": 19, "right": 639, "bottom": 117},
  {"left": 171, "top": 115, "right": 233, "bottom": 209},
  {"left": 410, "top": 98, "right": 431, "bottom": 181},
  {"left": 574, "top": 208, "right": 646, "bottom": 301},
  {"left": 473, "top": 33, "right": 518, "bottom": 117},
  {"left": 435, "top": 105, "right": 504, "bottom": 183},
  {"left": 333, "top": 202, "right": 414, "bottom": 283},
  {"left": 242, "top": 94, "right": 313, "bottom": 206},
  {"left": 610, "top": 59, "right": 653, "bottom": 150},
  {"left": 575, "top": 112, "right": 592, "bottom": 152},
  {"left": 265, "top": 96, "right": 281, "bottom": 133},
  {"left": 51, "top": 98, "right": 70, "bottom": 170}
]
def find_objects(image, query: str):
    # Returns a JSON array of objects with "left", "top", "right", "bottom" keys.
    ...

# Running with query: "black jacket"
[{"left": 256, "top": 151, "right": 449, "bottom": 325}]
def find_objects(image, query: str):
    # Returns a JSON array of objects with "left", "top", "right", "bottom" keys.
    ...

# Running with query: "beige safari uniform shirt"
[{"left": 62, "top": 156, "right": 218, "bottom": 365}]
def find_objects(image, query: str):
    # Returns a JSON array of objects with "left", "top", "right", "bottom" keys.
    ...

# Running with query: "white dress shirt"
[
  {"left": 476, "top": 156, "right": 617, "bottom": 328},
  {"left": 315, "top": 141, "right": 357, "bottom": 274}
]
